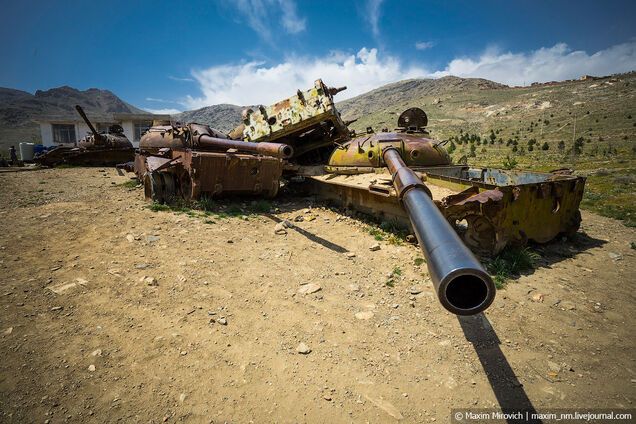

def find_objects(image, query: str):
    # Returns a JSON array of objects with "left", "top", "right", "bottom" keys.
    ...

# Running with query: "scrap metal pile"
[{"left": 116, "top": 79, "right": 586, "bottom": 316}]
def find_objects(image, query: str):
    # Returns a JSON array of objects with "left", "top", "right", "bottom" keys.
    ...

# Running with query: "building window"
[
  {"left": 134, "top": 121, "right": 153, "bottom": 141},
  {"left": 52, "top": 124, "right": 76, "bottom": 144}
]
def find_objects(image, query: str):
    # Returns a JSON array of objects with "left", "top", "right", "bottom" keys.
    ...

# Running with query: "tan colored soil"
[{"left": 0, "top": 168, "right": 634, "bottom": 423}]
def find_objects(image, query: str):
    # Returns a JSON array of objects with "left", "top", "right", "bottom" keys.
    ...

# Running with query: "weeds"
[
  {"left": 385, "top": 266, "right": 402, "bottom": 288},
  {"left": 118, "top": 179, "right": 139, "bottom": 189},
  {"left": 414, "top": 257, "right": 426, "bottom": 266},
  {"left": 487, "top": 247, "right": 541, "bottom": 289},
  {"left": 148, "top": 202, "right": 171, "bottom": 212}
]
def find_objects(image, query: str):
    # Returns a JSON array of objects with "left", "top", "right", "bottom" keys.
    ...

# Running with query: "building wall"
[
  {"left": 121, "top": 121, "right": 137, "bottom": 147},
  {"left": 39, "top": 123, "right": 54, "bottom": 146}
]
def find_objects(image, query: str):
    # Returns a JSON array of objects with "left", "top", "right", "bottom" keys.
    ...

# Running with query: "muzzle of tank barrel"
[{"left": 383, "top": 147, "right": 496, "bottom": 315}]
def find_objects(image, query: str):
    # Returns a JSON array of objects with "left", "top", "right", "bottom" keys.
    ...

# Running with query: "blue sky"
[{"left": 1, "top": 0, "right": 635, "bottom": 112}]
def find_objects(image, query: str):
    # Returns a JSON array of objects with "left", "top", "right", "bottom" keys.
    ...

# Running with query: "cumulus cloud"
[
  {"left": 231, "top": 0, "right": 306, "bottom": 42},
  {"left": 182, "top": 41, "right": 636, "bottom": 109},
  {"left": 415, "top": 41, "right": 435, "bottom": 50},
  {"left": 183, "top": 47, "right": 426, "bottom": 108},
  {"left": 365, "top": 0, "right": 384, "bottom": 38},
  {"left": 432, "top": 41, "right": 636, "bottom": 86}
]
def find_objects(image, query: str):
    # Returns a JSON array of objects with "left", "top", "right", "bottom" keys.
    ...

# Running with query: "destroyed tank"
[
  {"left": 120, "top": 79, "right": 586, "bottom": 316},
  {"left": 122, "top": 122, "right": 293, "bottom": 202},
  {"left": 34, "top": 105, "right": 135, "bottom": 167}
]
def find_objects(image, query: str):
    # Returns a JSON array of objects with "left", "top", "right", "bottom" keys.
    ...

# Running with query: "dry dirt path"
[{"left": 0, "top": 168, "right": 634, "bottom": 423}]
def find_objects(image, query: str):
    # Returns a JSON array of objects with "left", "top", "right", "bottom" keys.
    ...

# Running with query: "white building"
[{"left": 38, "top": 112, "right": 171, "bottom": 148}]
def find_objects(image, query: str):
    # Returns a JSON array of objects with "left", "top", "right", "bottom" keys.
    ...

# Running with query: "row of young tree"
[{"left": 447, "top": 130, "right": 618, "bottom": 158}]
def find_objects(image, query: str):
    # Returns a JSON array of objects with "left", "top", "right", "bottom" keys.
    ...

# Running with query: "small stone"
[
  {"left": 405, "top": 235, "right": 416, "bottom": 243},
  {"left": 409, "top": 287, "right": 423, "bottom": 295},
  {"left": 274, "top": 222, "right": 288, "bottom": 235},
  {"left": 3, "top": 327, "right": 13, "bottom": 335},
  {"left": 91, "top": 349, "right": 102, "bottom": 357},
  {"left": 146, "top": 235, "right": 160, "bottom": 243},
  {"left": 355, "top": 311, "right": 374, "bottom": 320},
  {"left": 227, "top": 239, "right": 234, "bottom": 244},
  {"left": 217, "top": 317, "right": 228, "bottom": 325},
  {"left": 88, "top": 364, "right": 96, "bottom": 372},
  {"left": 323, "top": 395, "right": 332, "bottom": 401},
  {"left": 298, "top": 283, "right": 322, "bottom": 295},
  {"left": 548, "top": 361, "right": 561, "bottom": 373},
  {"left": 391, "top": 303, "right": 399, "bottom": 309},
  {"left": 608, "top": 252, "right": 623, "bottom": 261},
  {"left": 144, "top": 277, "right": 158, "bottom": 286},
  {"left": 369, "top": 243, "right": 381, "bottom": 251},
  {"left": 179, "top": 393, "right": 186, "bottom": 403},
  {"left": 294, "top": 215, "right": 304, "bottom": 222},
  {"left": 50, "top": 306, "right": 63, "bottom": 311},
  {"left": 134, "top": 263, "right": 149, "bottom": 269},
  {"left": 126, "top": 234, "right": 135, "bottom": 243},
  {"left": 345, "top": 252, "right": 356, "bottom": 258},
  {"left": 347, "top": 284, "right": 360, "bottom": 292},
  {"left": 296, "top": 342, "right": 311, "bottom": 354},
  {"left": 561, "top": 300, "right": 576, "bottom": 310},
  {"left": 180, "top": 351, "right": 188, "bottom": 356},
  {"left": 531, "top": 293, "right": 545, "bottom": 303}
]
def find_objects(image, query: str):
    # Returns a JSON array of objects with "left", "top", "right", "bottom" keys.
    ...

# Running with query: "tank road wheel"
[
  {"left": 144, "top": 172, "right": 164, "bottom": 203},
  {"left": 177, "top": 171, "right": 193, "bottom": 200},
  {"left": 160, "top": 173, "right": 177, "bottom": 203},
  {"left": 461, "top": 215, "right": 499, "bottom": 257}
]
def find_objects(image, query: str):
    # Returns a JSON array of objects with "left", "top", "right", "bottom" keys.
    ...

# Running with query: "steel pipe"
[
  {"left": 197, "top": 134, "right": 293, "bottom": 159},
  {"left": 383, "top": 147, "right": 496, "bottom": 315}
]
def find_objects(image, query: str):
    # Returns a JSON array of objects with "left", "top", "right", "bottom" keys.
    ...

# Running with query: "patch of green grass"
[
  {"left": 148, "top": 202, "right": 171, "bottom": 212},
  {"left": 486, "top": 247, "right": 541, "bottom": 289},
  {"left": 252, "top": 200, "right": 272, "bottom": 213},
  {"left": 197, "top": 196, "right": 216, "bottom": 212},
  {"left": 118, "top": 179, "right": 139, "bottom": 189},
  {"left": 631, "top": 241, "right": 636, "bottom": 250},
  {"left": 204, "top": 219, "right": 216, "bottom": 224},
  {"left": 385, "top": 280, "right": 395, "bottom": 288},
  {"left": 391, "top": 266, "right": 402, "bottom": 276},
  {"left": 414, "top": 257, "right": 425, "bottom": 266},
  {"left": 367, "top": 226, "right": 385, "bottom": 241}
]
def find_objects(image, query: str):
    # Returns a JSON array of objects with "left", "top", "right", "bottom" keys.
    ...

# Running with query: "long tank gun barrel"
[
  {"left": 75, "top": 105, "right": 99, "bottom": 138},
  {"left": 383, "top": 147, "right": 496, "bottom": 315},
  {"left": 196, "top": 134, "right": 293, "bottom": 159}
]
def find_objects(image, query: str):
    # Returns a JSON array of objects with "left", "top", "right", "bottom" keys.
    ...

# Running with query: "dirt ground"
[{"left": 0, "top": 167, "right": 634, "bottom": 423}]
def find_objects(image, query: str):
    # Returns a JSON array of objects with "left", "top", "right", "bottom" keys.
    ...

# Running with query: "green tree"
[{"left": 541, "top": 142, "right": 549, "bottom": 151}]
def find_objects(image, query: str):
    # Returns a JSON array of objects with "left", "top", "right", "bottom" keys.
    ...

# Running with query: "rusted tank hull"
[
  {"left": 34, "top": 146, "right": 135, "bottom": 167},
  {"left": 301, "top": 165, "right": 585, "bottom": 256},
  {"left": 134, "top": 149, "right": 284, "bottom": 202}
]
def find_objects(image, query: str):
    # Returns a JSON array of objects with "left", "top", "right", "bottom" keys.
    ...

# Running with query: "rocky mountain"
[
  {"left": 0, "top": 86, "right": 147, "bottom": 152},
  {"left": 173, "top": 104, "right": 245, "bottom": 133}
]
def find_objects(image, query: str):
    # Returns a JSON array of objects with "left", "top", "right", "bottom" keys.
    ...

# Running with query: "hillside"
[
  {"left": 174, "top": 104, "right": 245, "bottom": 133},
  {"left": 0, "top": 86, "right": 147, "bottom": 152}
]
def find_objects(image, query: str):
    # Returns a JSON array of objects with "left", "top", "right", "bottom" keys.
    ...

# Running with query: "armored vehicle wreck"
[{"left": 34, "top": 105, "right": 135, "bottom": 167}]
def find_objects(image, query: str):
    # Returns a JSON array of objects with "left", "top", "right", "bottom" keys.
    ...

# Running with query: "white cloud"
[
  {"left": 181, "top": 41, "right": 636, "bottom": 109},
  {"left": 415, "top": 41, "right": 435, "bottom": 50},
  {"left": 145, "top": 108, "right": 182, "bottom": 115},
  {"left": 231, "top": 0, "right": 306, "bottom": 42},
  {"left": 183, "top": 47, "right": 427, "bottom": 108},
  {"left": 168, "top": 75, "right": 195, "bottom": 82},
  {"left": 279, "top": 0, "right": 306, "bottom": 34},
  {"left": 432, "top": 41, "right": 636, "bottom": 86},
  {"left": 365, "top": 0, "right": 384, "bottom": 38}
]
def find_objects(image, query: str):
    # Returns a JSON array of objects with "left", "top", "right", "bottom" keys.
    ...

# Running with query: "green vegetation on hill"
[{"left": 339, "top": 73, "right": 636, "bottom": 226}]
